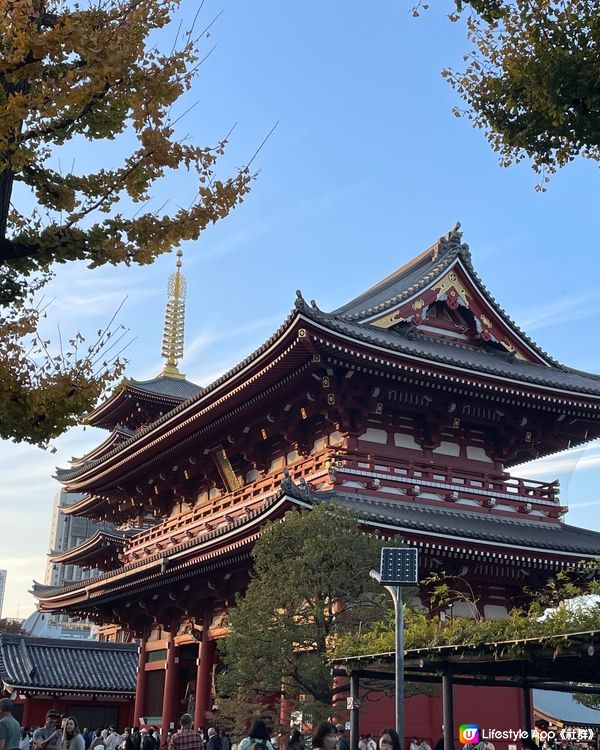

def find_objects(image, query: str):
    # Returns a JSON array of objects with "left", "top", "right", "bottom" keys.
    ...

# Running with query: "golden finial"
[{"left": 160, "top": 249, "right": 186, "bottom": 378}]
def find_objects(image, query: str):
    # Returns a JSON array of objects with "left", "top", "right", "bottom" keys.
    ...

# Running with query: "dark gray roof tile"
[{"left": 0, "top": 634, "right": 138, "bottom": 693}]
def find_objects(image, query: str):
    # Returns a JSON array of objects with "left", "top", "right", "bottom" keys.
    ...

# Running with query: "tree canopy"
[
  {"left": 217, "top": 504, "right": 391, "bottom": 725},
  {"left": 0, "top": 0, "right": 252, "bottom": 446},
  {"left": 443, "top": 0, "right": 600, "bottom": 185}
]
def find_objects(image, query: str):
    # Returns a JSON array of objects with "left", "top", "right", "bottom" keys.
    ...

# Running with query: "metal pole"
[
  {"left": 442, "top": 673, "right": 454, "bottom": 750},
  {"left": 392, "top": 586, "right": 404, "bottom": 749},
  {"left": 522, "top": 683, "right": 532, "bottom": 738},
  {"left": 350, "top": 671, "right": 360, "bottom": 750}
]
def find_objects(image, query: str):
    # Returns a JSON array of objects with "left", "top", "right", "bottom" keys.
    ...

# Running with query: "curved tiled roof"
[
  {"left": 297, "top": 302, "right": 600, "bottom": 397},
  {"left": 127, "top": 375, "right": 202, "bottom": 400},
  {"left": 331, "top": 223, "right": 557, "bottom": 366},
  {"left": 0, "top": 634, "right": 137, "bottom": 693},
  {"left": 281, "top": 479, "right": 600, "bottom": 557}
]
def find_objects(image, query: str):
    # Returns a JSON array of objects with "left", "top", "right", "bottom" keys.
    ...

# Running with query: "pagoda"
[{"left": 34, "top": 226, "right": 600, "bottom": 740}]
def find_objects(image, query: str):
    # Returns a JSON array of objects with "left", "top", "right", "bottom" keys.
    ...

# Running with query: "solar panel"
[{"left": 379, "top": 547, "right": 418, "bottom": 585}]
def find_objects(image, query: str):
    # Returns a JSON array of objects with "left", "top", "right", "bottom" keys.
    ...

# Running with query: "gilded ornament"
[
  {"left": 371, "top": 308, "right": 404, "bottom": 328},
  {"left": 433, "top": 269, "right": 470, "bottom": 307}
]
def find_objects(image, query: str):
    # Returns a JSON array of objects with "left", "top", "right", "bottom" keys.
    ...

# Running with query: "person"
[
  {"left": 378, "top": 730, "right": 401, "bottom": 750},
  {"left": 33, "top": 711, "right": 62, "bottom": 750},
  {"left": 285, "top": 731, "right": 303, "bottom": 750},
  {"left": 358, "top": 738, "right": 367, "bottom": 750},
  {"left": 206, "top": 730, "right": 221, "bottom": 750},
  {"left": 0, "top": 698, "right": 21, "bottom": 750},
  {"left": 131, "top": 729, "right": 141, "bottom": 750},
  {"left": 335, "top": 727, "right": 348, "bottom": 750},
  {"left": 418, "top": 741, "right": 431, "bottom": 750},
  {"left": 410, "top": 740, "right": 419, "bottom": 750},
  {"left": 89, "top": 731, "right": 104, "bottom": 750},
  {"left": 366, "top": 736, "right": 377, "bottom": 750},
  {"left": 168, "top": 715, "right": 203, "bottom": 750},
  {"left": 20, "top": 730, "right": 31, "bottom": 750},
  {"left": 434, "top": 739, "right": 443, "bottom": 750},
  {"left": 61, "top": 718, "right": 85, "bottom": 750},
  {"left": 312, "top": 724, "right": 337, "bottom": 750},
  {"left": 144, "top": 731, "right": 158, "bottom": 750},
  {"left": 238, "top": 721, "right": 274, "bottom": 750},
  {"left": 221, "top": 734, "right": 230, "bottom": 750},
  {"left": 104, "top": 730, "right": 124, "bottom": 750}
]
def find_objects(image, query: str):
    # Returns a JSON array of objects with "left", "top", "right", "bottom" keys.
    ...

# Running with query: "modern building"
[
  {"left": 34, "top": 227, "right": 600, "bottom": 744},
  {"left": 0, "top": 570, "right": 6, "bottom": 619},
  {"left": 36, "top": 489, "right": 120, "bottom": 637}
]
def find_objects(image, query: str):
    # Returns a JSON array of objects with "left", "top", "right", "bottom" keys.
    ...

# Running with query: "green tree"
[
  {"left": 0, "top": 0, "right": 252, "bottom": 447},
  {"left": 441, "top": 0, "right": 600, "bottom": 185},
  {"left": 218, "top": 504, "right": 390, "bottom": 724}
]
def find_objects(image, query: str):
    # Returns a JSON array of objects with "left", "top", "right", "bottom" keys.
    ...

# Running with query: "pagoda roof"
[
  {"left": 282, "top": 479, "right": 600, "bottom": 557},
  {"left": 0, "top": 633, "right": 137, "bottom": 695},
  {"left": 70, "top": 424, "right": 135, "bottom": 467},
  {"left": 296, "top": 301, "right": 600, "bottom": 398},
  {"left": 49, "top": 530, "right": 130, "bottom": 569},
  {"left": 84, "top": 373, "right": 201, "bottom": 430},
  {"left": 55, "top": 226, "right": 600, "bottom": 490},
  {"left": 34, "top": 479, "right": 600, "bottom": 614},
  {"left": 331, "top": 223, "right": 555, "bottom": 365}
]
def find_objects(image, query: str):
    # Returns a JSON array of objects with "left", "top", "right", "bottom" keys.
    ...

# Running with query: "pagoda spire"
[{"left": 160, "top": 249, "right": 187, "bottom": 378}]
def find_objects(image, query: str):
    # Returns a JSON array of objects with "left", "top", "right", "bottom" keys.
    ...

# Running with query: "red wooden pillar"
[
  {"left": 162, "top": 633, "right": 180, "bottom": 734},
  {"left": 22, "top": 697, "right": 32, "bottom": 728},
  {"left": 194, "top": 625, "right": 216, "bottom": 730},
  {"left": 133, "top": 637, "right": 148, "bottom": 728}
]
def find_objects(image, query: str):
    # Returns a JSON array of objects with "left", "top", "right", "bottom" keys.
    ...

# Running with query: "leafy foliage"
[
  {"left": 218, "top": 504, "right": 392, "bottom": 724},
  {"left": 333, "top": 563, "right": 600, "bottom": 658},
  {"left": 0, "top": 279, "right": 127, "bottom": 446},
  {"left": 441, "top": 0, "right": 600, "bottom": 186},
  {"left": 0, "top": 0, "right": 252, "bottom": 446}
]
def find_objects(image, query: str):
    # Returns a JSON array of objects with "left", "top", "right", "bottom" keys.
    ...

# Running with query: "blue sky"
[{"left": 1, "top": 0, "right": 600, "bottom": 619}]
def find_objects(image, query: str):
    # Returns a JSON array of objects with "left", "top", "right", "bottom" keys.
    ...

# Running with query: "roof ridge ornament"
[
  {"left": 432, "top": 221, "right": 463, "bottom": 262},
  {"left": 160, "top": 249, "right": 187, "bottom": 379}
]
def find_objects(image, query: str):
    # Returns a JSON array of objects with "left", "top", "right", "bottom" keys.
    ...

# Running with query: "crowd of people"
[{"left": 4, "top": 696, "right": 549, "bottom": 750}]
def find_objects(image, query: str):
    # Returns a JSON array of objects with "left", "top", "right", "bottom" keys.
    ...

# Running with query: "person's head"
[
  {"left": 249, "top": 721, "right": 269, "bottom": 741},
  {"left": 379, "top": 730, "right": 401, "bottom": 750},
  {"left": 312, "top": 722, "right": 337, "bottom": 750},
  {"left": 0, "top": 698, "right": 12, "bottom": 716},
  {"left": 63, "top": 718, "right": 80, "bottom": 739},
  {"left": 336, "top": 726, "right": 345, "bottom": 738},
  {"left": 96, "top": 730, "right": 103, "bottom": 738},
  {"left": 133, "top": 729, "right": 140, "bottom": 736},
  {"left": 45, "top": 710, "right": 61, "bottom": 729},
  {"left": 208, "top": 729, "right": 217, "bottom": 739},
  {"left": 149, "top": 729, "right": 155, "bottom": 737},
  {"left": 290, "top": 730, "right": 302, "bottom": 744},
  {"left": 180, "top": 715, "right": 193, "bottom": 730}
]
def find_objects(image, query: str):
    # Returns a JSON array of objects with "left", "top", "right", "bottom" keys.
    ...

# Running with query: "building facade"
[{"left": 34, "top": 227, "right": 600, "bottom": 744}]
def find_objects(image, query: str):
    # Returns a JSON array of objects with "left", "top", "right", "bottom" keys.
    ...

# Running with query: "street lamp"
[{"left": 370, "top": 547, "right": 419, "bottom": 749}]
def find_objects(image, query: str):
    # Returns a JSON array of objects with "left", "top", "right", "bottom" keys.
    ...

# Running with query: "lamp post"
[{"left": 370, "top": 547, "right": 419, "bottom": 750}]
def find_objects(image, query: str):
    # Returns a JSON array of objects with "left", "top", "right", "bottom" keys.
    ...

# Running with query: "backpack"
[{"left": 249, "top": 740, "right": 269, "bottom": 750}]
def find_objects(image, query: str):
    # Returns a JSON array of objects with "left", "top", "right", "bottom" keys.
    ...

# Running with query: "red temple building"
[{"left": 34, "top": 226, "right": 600, "bottom": 743}]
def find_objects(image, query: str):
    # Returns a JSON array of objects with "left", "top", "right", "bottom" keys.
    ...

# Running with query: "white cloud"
[
  {"left": 518, "top": 446, "right": 600, "bottom": 478},
  {"left": 514, "top": 291, "right": 598, "bottom": 333}
]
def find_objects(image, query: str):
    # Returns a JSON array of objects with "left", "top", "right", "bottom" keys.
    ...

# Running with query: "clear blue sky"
[{"left": 1, "top": 0, "right": 599, "bottom": 619}]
